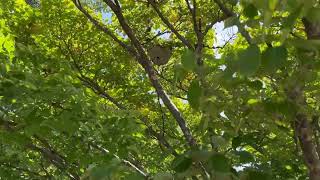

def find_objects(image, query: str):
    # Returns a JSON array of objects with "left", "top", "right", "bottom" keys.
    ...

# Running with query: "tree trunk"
[
  {"left": 295, "top": 114, "right": 320, "bottom": 180},
  {"left": 293, "top": 18, "right": 320, "bottom": 180}
]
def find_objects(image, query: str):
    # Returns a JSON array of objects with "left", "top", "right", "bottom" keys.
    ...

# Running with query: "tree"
[{"left": 0, "top": 0, "right": 320, "bottom": 179}]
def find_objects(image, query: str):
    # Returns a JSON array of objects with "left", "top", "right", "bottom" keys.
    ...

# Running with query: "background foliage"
[{"left": 0, "top": 0, "right": 320, "bottom": 179}]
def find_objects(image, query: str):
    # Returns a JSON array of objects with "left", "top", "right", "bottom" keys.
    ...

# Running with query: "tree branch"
[
  {"left": 71, "top": 0, "right": 137, "bottom": 56},
  {"left": 294, "top": 114, "right": 320, "bottom": 180},
  {"left": 100, "top": 0, "right": 198, "bottom": 148},
  {"left": 291, "top": 16, "right": 320, "bottom": 180},
  {"left": 0, "top": 112, "right": 79, "bottom": 180},
  {"left": 185, "top": 0, "right": 200, "bottom": 37},
  {"left": 89, "top": 142, "right": 150, "bottom": 178},
  {"left": 204, "top": 13, "right": 230, "bottom": 35},
  {"left": 78, "top": 74, "right": 178, "bottom": 156},
  {"left": 147, "top": 0, "right": 194, "bottom": 50},
  {"left": 213, "top": 0, "right": 252, "bottom": 44},
  {"left": 62, "top": 37, "right": 180, "bottom": 156}
]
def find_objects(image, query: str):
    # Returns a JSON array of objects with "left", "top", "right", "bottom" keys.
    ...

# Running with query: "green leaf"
[
  {"left": 153, "top": 172, "right": 173, "bottom": 180},
  {"left": 247, "top": 99, "right": 259, "bottom": 105},
  {"left": 1, "top": 132, "right": 29, "bottom": 146},
  {"left": 210, "top": 154, "right": 230, "bottom": 173},
  {"left": 236, "top": 151, "right": 254, "bottom": 163},
  {"left": 247, "top": 170, "right": 271, "bottom": 180},
  {"left": 287, "top": 39, "right": 320, "bottom": 51},
  {"left": 268, "top": 0, "right": 278, "bottom": 10},
  {"left": 232, "top": 136, "right": 241, "bottom": 149},
  {"left": 171, "top": 155, "right": 193, "bottom": 173},
  {"left": 187, "top": 80, "right": 202, "bottom": 109},
  {"left": 229, "top": 0, "right": 238, "bottom": 6},
  {"left": 211, "top": 135, "right": 228, "bottom": 149},
  {"left": 11, "top": 71, "right": 26, "bottom": 80},
  {"left": 174, "top": 64, "right": 187, "bottom": 81},
  {"left": 224, "top": 17, "right": 238, "bottom": 29},
  {"left": 89, "top": 159, "right": 122, "bottom": 180},
  {"left": 1, "top": 79, "right": 14, "bottom": 87},
  {"left": 190, "top": 150, "right": 212, "bottom": 162},
  {"left": 283, "top": 5, "right": 302, "bottom": 29},
  {"left": 305, "top": 71, "right": 318, "bottom": 82},
  {"left": 237, "top": 45, "right": 261, "bottom": 76},
  {"left": 181, "top": 49, "right": 196, "bottom": 71},
  {"left": 263, "top": 98, "right": 295, "bottom": 117},
  {"left": 243, "top": 4, "right": 258, "bottom": 18},
  {"left": 126, "top": 174, "right": 145, "bottom": 180},
  {"left": 261, "top": 46, "right": 287, "bottom": 73},
  {"left": 0, "top": 63, "right": 7, "bottom": 76},
  {"left": 247, "top": 80, "right": 263, "bottom": 90},
  {"left": 89, "top": 165, "right": 110, "bottom": 180},
  {"left": 263, "top": 10, "right": 273, "bottom": 27}
]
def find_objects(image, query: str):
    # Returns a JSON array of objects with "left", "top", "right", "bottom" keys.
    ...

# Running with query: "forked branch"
[{"left": 72, "top": 0, "right": 198, "bottom": 148}]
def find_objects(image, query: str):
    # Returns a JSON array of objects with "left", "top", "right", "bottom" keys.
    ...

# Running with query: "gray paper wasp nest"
[{"left": 148, "top": 45, "right": 173, "bottom": 65}]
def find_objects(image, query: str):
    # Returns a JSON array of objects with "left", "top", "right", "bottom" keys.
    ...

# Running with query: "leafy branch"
[{"left": 72, "top": 0, "right": 198, "bottom": 148}]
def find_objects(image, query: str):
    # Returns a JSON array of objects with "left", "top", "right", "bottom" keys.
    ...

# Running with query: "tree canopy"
[{"left": 1, "top": 0, "right": 320, "bottom": 179}]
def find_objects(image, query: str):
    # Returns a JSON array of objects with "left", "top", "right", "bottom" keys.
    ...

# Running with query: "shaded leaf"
[
  {"left": 247, "top": 80, "right": 263, "bottom": 90},
  {"left": 181, "top": 49, "right": 196, "bottom": 71},
  {"left": 174, "top": 64, "right": 187, "bottom": 81},
  {"left": 190, "top": 150, "right": 212, "bottom": 162},
  {"left": 210, "top": 154, "right": 230, "bottom": 173},
  {"left": 171, "top": 155, "right": 193, "bottom": 173},
  {"left": 224, "top": 17, "right": 238, "bottom": 29},
  {"left": 283, "top": 5, "right": 303, "bottom": 29},
  {"left": 187, "top": 80, "right": 202, "bottom": 109},
  {"left": 236, "top": 151, "right": 254, "bottom": 163},
  {"left": 153, "top": 172, "right": 173, "bottom": 180},
  {"left": 243, "top": 4, "right": 258, "bottom": 18},
  {"left": 232, "top": 136, "right": 241, "bottom": 149},
  {"left": 237, "top": 45, "right": 261, "bottom": 76},
  {"left": 247, "top": 170, "right": 271, "bottom": 180},
  {"left": 261, "top": 46, "right": 287, "bottom": 73},
  {"left": 306, "top": 7, "right": 320, "bottom": 23}
]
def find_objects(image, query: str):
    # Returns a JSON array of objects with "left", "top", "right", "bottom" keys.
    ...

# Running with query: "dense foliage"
[{"left": 0, "top": 0, "right": 320, "bottom": 179}]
